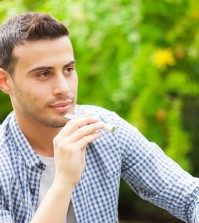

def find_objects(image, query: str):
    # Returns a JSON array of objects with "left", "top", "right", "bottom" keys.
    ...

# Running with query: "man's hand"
[{"left": 53, "top": 115, "right": 104, "bottom": 188}]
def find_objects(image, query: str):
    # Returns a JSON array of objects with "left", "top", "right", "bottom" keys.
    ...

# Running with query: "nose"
[{"left": 52, "top": 73, "right": 70, "bottom": 96}]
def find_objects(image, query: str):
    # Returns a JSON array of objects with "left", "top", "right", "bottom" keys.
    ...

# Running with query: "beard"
[
  {"left": 11, "top": 82, "right": 75, "bottom": 128},
  {"left": 28, "top": 111, "right": 68, "bottom": 128}
]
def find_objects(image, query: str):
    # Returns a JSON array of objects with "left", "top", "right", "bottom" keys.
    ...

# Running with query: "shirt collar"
[
  {"left": 7, "top": 105, "right": 83, "bottom": 169},
  {"left": 9, "top": 112, "right": 43, "bottom": 169}
]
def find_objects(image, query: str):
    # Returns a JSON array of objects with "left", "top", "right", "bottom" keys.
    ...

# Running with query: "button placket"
[
  {"left": 37, "top": 163, "right": 45, "bottom": 170},
  {"left": 33, "top": 163, "right": 46, "bottom": 172},
  {"left": 30, "top": 188, "right": 35, "bottom": 195}
]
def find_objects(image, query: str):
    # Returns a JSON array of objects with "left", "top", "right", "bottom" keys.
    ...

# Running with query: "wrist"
[{"left": 51, "top": 181, "right": 75, "bottom": 195}]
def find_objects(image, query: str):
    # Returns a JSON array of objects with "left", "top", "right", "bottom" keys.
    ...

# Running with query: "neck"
[{"left": 15, "top": 113, "right": 61, "bottom": 157}]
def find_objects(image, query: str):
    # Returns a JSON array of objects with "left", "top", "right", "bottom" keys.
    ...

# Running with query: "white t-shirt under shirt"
[{"left": 37, "top": 155, "right": 77, "bottom": 223}]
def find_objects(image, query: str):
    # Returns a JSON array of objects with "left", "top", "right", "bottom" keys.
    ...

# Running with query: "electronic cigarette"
[{"left": 64, "top": 114, "right": 116, "bottom": 133}]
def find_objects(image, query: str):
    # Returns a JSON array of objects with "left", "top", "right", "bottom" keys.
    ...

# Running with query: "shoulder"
[
  {"left": 75, "top": 104, "right": 139, "bottom": 136},
  {"left": 0, "top": 112, "right": 14, "bottom": 149},
  {"left": 75, "top": 104, "right": 114, "bottom": 116},
  {"left": 75, "top": 104, "right": 121, "bottom": 126},
  {"left": 0, "top": 112, "right": 16, "bottom": 174}
]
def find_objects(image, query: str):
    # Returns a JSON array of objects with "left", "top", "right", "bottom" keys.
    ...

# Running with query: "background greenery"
[{"left": 1, "top": 0, "right": 199, "bottom": 222}]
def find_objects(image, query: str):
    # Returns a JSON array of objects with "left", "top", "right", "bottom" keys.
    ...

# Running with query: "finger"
[
  {"left": 54, "top": 125, "right": 103, "bottom": 155},
  {"left": 57, "top": 131, "right": 102, "bottom": 153},
  {"left": 65, "top": 113, "right": 92, "bottom": 121},
  {"left": 57, "top": 115, "right": 101, "bottom": 138},
  {"left": 64, "top": 121, "right": 104, "bottom": 144},
  {"left": 69, "top": 132, "right": 102, "bottom": 151}
]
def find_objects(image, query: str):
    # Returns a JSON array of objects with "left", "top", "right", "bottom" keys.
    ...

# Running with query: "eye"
[
  {"left": 64, "top": 66, "right": 75, "bottom": 74},
  {"left": 67, "top": 67, "right": 74, "bottom": 72},
  {"left": 36, "top": 70, "right": 51, "bottom": 79}
]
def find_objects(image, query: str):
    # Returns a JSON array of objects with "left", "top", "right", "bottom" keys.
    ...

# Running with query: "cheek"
[
  {"left": 18, "top": 86, "right": 47, "bottom": 106},
  {"left": 33, "top": 90, "right": 50, "bottom": 105},
  {"left": 30, "top": 81, "right": 51, "bottom": 97},
  {"left": 71, "top": 75, "right": 78, "bottom": 91}
]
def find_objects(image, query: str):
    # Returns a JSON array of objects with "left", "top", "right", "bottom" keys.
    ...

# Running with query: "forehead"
[{"left": 13, "top": 36, "right": 74, "bottom": 73}]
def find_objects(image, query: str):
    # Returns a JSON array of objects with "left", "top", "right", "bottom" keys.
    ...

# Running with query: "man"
[{"left": 0, "top": 12, "right": 198, "bottom": 223}]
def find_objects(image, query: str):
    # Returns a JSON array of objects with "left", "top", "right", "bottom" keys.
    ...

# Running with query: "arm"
[
  {"left": 0, "top": 209, "right": 13, "bottom": 223},
  {"left": 31, "top": 115, "right": 104, "bottom": 223},
  {"left": 0, "top": 186, "right": 14, "bottom": 223},
  {"left": 122, "top": 129, "right": 199, "bottom": 222},
  {"left": 112, "top": 113, "right": 199, "bottom": 223}
]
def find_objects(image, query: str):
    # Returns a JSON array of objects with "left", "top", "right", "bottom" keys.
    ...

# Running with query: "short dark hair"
[{"left": 0, "top": 12, "right": 69, "bottom": 76}]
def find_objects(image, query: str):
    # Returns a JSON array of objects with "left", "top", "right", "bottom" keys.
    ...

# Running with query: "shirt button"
[
  {"left": 30, "top": 188, "right": 35, "bottom": 194},
  {"left": 37, "top": 163, "right": 45, "bottom": 170}
]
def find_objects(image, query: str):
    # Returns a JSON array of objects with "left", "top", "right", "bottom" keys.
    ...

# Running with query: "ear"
[{"left": 0, "top": 68, "right": 12, "bottom": 95}]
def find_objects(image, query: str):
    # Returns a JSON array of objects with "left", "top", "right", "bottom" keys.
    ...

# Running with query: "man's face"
[{"left": 9, "top": 36, "right": 78, "bottom": 128}]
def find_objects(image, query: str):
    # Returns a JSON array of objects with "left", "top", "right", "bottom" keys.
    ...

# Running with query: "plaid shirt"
[{"left": 0, "top": 105, "right": 199, "bottom": 223}]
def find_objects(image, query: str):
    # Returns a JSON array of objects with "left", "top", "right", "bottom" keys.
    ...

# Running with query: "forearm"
[
  {"left": 185, "top": 186, "right": 199, "bottom": 223},
  {"left": 122, "top": 140, "right": 199, "bottom": 222},
  {"left": 31, "top": 183, "right": 74, "bottom": 223},
  {"left": 30, "top": 115, "right": 103, "bottom": 223}
]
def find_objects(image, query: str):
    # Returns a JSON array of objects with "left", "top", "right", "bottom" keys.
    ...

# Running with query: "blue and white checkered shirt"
[{"left": 1, "top": 105, "right": 199, "bottom": 223}]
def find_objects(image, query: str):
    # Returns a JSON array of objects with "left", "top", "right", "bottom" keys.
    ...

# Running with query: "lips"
[
  {"left": 49, "top": 101, "right": 73, "bottom": 112},
  {"left": 50, "top": 102, "right": 71, "bottom": 107}
]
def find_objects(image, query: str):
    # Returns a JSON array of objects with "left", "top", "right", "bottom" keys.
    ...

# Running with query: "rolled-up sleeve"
[
  {"left": 115, "top": 115, "right": 199, "bottom": 223},
  {"left": 186, "top": 187, "right": 199, "bottom": 223},
  {"left": 0, "top": 186, "right": 13, "bottom": 223},
  {"left": 0, "top": 209, "right": 13, "bottom": 223}
]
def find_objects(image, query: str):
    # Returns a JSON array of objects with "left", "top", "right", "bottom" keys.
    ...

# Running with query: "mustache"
[{"left": 46, "top": 95, "right": 75, "bottom": 106}]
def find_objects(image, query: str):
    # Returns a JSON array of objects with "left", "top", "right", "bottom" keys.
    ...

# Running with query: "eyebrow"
[{"left": 27, "top": 60, "right": 76, "bottom": 74}]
